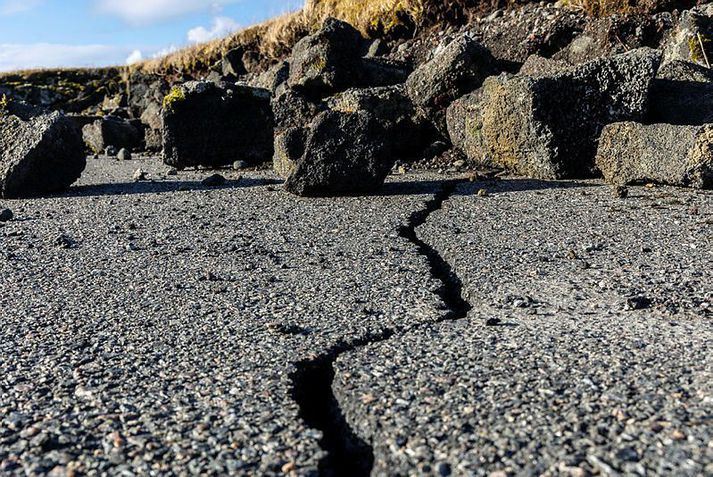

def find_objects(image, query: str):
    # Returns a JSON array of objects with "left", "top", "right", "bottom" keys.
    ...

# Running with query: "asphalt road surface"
[{"left": 1, "top": 158, "right": 711, "bottom": 476}]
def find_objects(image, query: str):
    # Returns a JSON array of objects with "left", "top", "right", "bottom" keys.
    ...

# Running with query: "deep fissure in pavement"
[
  {"left": 290, "top": 331, "right": 393, "bottom": 477},
  {"left": 290, "top": 180, "right": 472, "bottom": 476},
  {"left": 399, "top": 180, "right": 473, "bottom": 322}
]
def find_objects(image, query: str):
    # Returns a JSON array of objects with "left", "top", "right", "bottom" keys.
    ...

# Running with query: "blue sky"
[{"left": 0, "top": 0, "right": 302, "bottom": 71}]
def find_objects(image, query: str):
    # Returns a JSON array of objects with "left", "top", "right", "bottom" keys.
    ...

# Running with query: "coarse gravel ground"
[
  {"left": 0, "top": 157, "right": 445, "bottom": 476},
  {"left": 335, "top": 180, "right": 713, "bottom": 476}
]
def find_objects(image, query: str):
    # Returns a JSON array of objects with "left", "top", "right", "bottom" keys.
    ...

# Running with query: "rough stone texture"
[
  {"left": 162, "top": 81, "right": 274, "bottom": 169},
  {"left": 445, "top": 89, "right": 481, "bottom": 161},
  {"left": 222, "top": 47, "right": 247, "bottom": 77},
  {"left": 518, "top": 54, "right": 572, "bottom": 77},
  {"left": 139, "top": 102, "right": 163, "bottom": 151},
  {"left": 82, "top": 116, "right": 142, "bottom": 154},
  {"left": 327, "top": 85, "right": 428, "bottom": 159},
  {"left": 405, "top": 35, "right": 496, "bottom": 134},
  {"left": 336, "top": 179, "right": 713, "bottom": 476},
  {"left": 128, "top": 72, "right": 169, "bottom": 119},
  {"left": 0, "top": 157, "right": 444, "bottom": 476},
  {"left": 247, "top": 61, "right": 290, "bottom": 94},
  {"left": 0, "top": 103, "right": 86, "bottom": 198},
  {"left": 448, "top": 48, "right": 662, "bottom": 179},
  {"left": 271, "top": 89, "right": 323, "bottom": 131},
  {"left": 287, "top": 18, "right": 363, "bottom": 98},
  {"left": 477, "top": 3, "right": 586, "bottom": 66},
  {"left": 596, "top": 122, "right": 713, "bottom": 188},
  {"left": 283, "top": 110, "right": 394, "bottom": 196},
  {"left": 649, "top": 60, "right": 713, "bottom": 124},
  {"left": 360, "top": 57, "right": 411, "bottom": 87},
  {"left": 662, "top": 5, "right": 713, "bottom": 65},
  {"left": 273, "top": 127, "right": 306, "bottom": 179}
]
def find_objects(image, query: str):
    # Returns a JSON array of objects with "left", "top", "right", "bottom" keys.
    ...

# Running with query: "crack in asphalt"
[{"left": 289, "top": 180, "right": 472, "bottom": 476}]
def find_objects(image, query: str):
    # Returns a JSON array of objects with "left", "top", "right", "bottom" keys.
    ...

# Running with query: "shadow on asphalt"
[
  {"left": 66, "top": 177, "right": 282, "bottom": 197},
  {"left": 379, "top": 177, "right": 599, "bottom": 197}
]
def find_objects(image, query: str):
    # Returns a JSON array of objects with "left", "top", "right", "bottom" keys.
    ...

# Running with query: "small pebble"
[
  {"left": 202, "top": 174, "right": 226, "bottom": 187},
  {"left": 105, "top": 146, "right": 118, "bottom": 157},
  {"left": 477, "top": 189, "right": 488, "bottom": 197},
  {"left": 0, "top": 208, "right": 13, "bottom": 222},
  {"left": 133, "top": 169, "right": 147, "bottom": 182},
  {"left": 117, "top": 148, "right": 132, "bottom": 161},
  {"left": 232, "top": 160, "right": 249, "bottom": 170}
]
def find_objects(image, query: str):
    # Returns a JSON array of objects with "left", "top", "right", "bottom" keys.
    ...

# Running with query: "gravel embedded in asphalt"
[
  {"left": 335, "top": 179, "right": 713, "bottom": 476},
  {"left": 0, "top": 157, "right": 445, "bottom": 476}
]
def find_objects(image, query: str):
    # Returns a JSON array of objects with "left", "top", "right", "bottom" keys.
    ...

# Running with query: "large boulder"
[
  {"left": 281, "top": 110, "right": 394, "bottom": 196},
  {"left": 140, "top": 101, "right": 163, "bottom": 151},
  {"left": 596, "top": 122, "right": 713, "bottom": 189},
  {"left": 447, "top": 48, "right": 662, "bottom": 179},
  {"left": 288, "top": 18, "right": 364, "bottom": 98},
  {"left": 162, "top": 81, "right": 274, "bottom": 169},
  {"left": 0, "top": 102, "right": 86, "bottom": 198},
  {"left": 327, "top": 85, "right": 429, "bottom": 159},
  {"left": 82, "top": 115, "right": 142, "bottom": 153},
  {"left": 648, "top": 60, "right": 713, "bottom": 124},
  {"left": 405, "top": 35, "right": 497, "bottom": 134}
]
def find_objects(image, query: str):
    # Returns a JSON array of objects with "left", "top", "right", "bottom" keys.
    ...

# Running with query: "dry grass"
[
  {"left": 137, "top": 0, "right": 679, "bottom": 75},
  {"left": 5, "top": 0, "right": 702, "bottom": 77},
  {"left": 135, "top": 0, "right": 429, "bottom": 75}
]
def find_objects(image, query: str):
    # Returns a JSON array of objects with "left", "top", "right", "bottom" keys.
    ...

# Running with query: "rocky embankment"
[{"left": 2, "top": 3, "right": 713, "bottom": 197}]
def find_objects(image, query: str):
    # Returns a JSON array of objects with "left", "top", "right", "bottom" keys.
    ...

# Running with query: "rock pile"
[
  {"left": 4, "top": 4, "right": 713, "bottom": 197},
  {"left": 0, "top": 101, "right": 85, "bottom": 198}
]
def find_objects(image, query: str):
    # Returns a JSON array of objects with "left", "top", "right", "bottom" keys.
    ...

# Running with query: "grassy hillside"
[
  {"left": 0, "top": 0, "right": 704, "bottom": 79},
  {"left": 136, "top": 0, "right": 699, "bottom": 75}
]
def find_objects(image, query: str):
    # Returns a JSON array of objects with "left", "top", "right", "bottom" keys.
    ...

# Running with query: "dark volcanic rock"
[
  {"left": 0, "top": 102, "right": 86, "bottom": 198},
  {"left": 162, "top": 81, "right": 274, "bottom": 169},
  {"left": 248, "top": 61, "right": 290, "bottom": 94},
  {"left": 283, "top": 110, "right": 394, "bottom": 196},
  {"left": 271, "top": 89, "right": 324, "bottom": 130},
  {"left": 82, "top": 116, "right": 142, "bottom": 154},
  {"left": 649, "top": 60, "right": 713, "bottom": 124},
  {"left": 360, "top": 57, "right": 412, "bottom": 87},
  {"left": 140, "top": 102, "right": 163, "bottom": 151},
  {"left": 447, "top": 48, "right": 661, "bottom": 179},
  {"left": 405, "top": 35, "right": 496, "bottom": 134},
  {"left": 596, "top": 122, "right": 713, "bottom": 189},
  {"left": 328, "top": 85, "right": 429, "bottom": 159},
  {"left": 222, "top": 47, "right": 247, "bottom": 77},
  {"left": 273, "top": 127, "right": 307, "bottom": 179},
  {"left": 288, "top": 18, "right": 364, "bottom": 98}
]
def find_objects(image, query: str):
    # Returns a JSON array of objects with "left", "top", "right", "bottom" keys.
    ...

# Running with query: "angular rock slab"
[
  {"left": 287, "top": 18, "right": 363, "bottom": 98},
  {"left": 162, "top": 81, "right": 274, "bottom": 169},
  {"left": 283, "top": 110, "right": 394, "bottom": 196},
  {"left": 596, "top": 122, "right": 713, "bottom": 188},
  {"left": 447, "top": 48, "right": 662, "bottom": 179},
  {"left": 82, "top": 115, "right": 142, "bottom": 154},
  {"left": 0, "top": 103, "right": 85, "bottom": 198},
  {"left": 406, "top": 35, "right": 496, "bottom": 134}
]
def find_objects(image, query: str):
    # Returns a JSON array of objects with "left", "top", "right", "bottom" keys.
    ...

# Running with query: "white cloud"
[
  {"left": 0, "top": 0, "right": 44, "bottom": 15},
  {"left": 187, "top": 16, "right": 239, "bottom": 44},
  {"left": 126, "top": 49, "right": 143, "bottom": 64},
  {"left": 0, "top": 43, "right": 175, "bottom": 72},
  {"left": 95, "top": 0, "right": 238, "bottom": 25}
]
